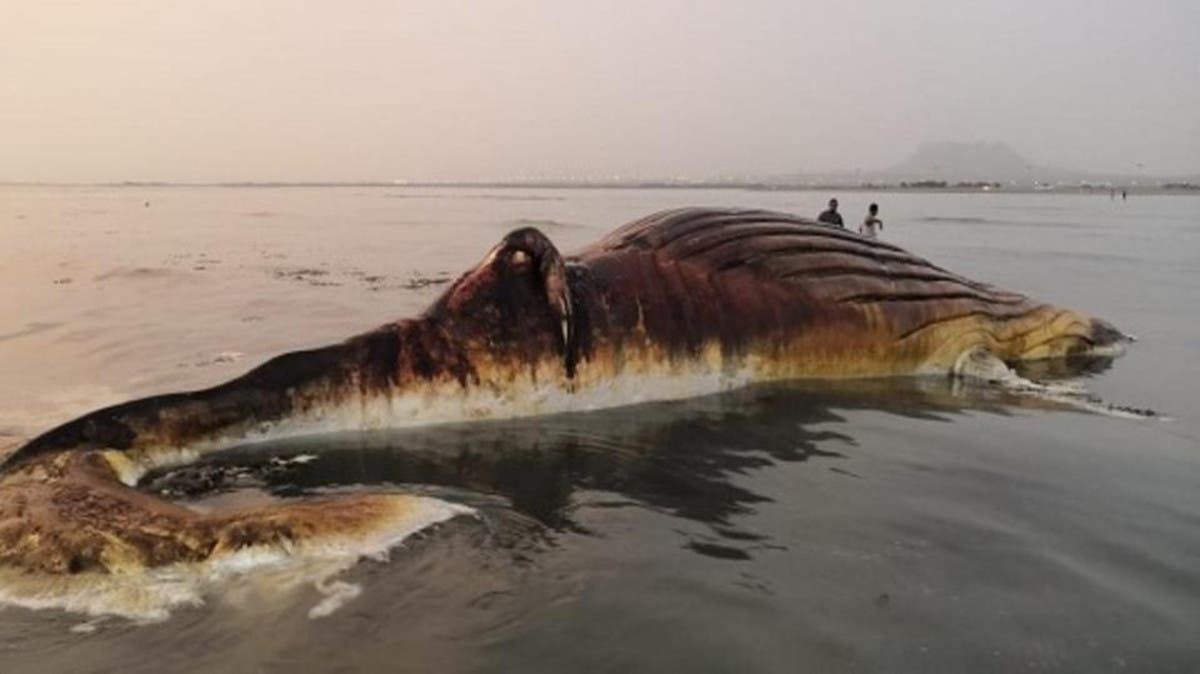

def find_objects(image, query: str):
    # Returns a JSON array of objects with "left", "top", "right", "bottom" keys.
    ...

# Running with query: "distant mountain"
[
  {"left": 886, "top": 141, "right": 1036, "bottom": 183},
  {"left": 762, "top": 140, "right": 1183, "bottom": 187}
]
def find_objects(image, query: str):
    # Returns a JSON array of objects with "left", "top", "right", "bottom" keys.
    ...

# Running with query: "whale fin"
[
  {"left": 501, "top": 227, "right": 574, "bottom": 357},
  {"left": 436, "top": 227, "right": 577, "bottom": 377}
]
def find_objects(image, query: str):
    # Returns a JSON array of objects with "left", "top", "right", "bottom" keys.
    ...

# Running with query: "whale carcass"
[{"left": 0, "top": 208, "right": 1129, "bottom": 578}]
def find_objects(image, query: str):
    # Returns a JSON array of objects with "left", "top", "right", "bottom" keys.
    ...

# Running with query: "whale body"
[{"left": 0, "top": 208, "right": 1129, "bottom": 578}]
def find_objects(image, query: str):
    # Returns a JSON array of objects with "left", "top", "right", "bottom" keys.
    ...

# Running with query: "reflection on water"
[
  {"left": 89, "top": 368, "right": 1197, "bottom": 674},
  {"left": 144, "top": 376, "right": 1092, "bottom": 561}
]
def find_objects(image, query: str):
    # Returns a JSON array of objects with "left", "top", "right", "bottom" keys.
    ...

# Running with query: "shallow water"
[{"left": 1, "top": 186, "right": 1197, "bottom": 672}]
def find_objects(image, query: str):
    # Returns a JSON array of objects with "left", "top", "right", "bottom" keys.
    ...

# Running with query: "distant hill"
[
  {"left": 762, "top": 140, "right": 1187, "bottom": 188},
  {"left": 886, "top": 141, "right": 1036, "bottom": 183}
]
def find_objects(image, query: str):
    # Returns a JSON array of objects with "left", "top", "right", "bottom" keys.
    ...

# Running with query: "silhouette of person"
[{"left": 818, "top": 198, "right": 844, "bottom": 228}]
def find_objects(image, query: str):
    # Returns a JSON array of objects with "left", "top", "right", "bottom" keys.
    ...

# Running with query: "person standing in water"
[
  {"left": 818, "top": 198, "right": 844, "bottom": 228},
  {"left": 860, "top": 203, "right": 883, "bottom": 239}
]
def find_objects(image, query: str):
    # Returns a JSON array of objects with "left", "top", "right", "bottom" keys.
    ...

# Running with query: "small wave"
[
  {"left": 272, "top": 268, "right": 342, "bottom": 287},
  {"left": 93, "top": 267, "right": 180, "bottom": 282},
  {"left": 400, "top": 274, "right": 452, "bottom": 290},
  {"left": 1007, "top": 249, "right": 1143, "bottom": 264},
  {"left": 995, "top": 204, "right": 1073, "bottom": 212},
  {"left": 917, "top": 216, "right": 1091, "bottom": 230},
  {"left": 355, "top": 272, "right": 453, "bottom": 292},
  {"left": 187, "top": 351, "right": 245, "bottom": 368},
  {"left": 381, "top": 192, "right": 564, "bottom": 202},
  {"left": 0, "top": 321, "right": 62, "bottom": 343},
  {"left": 918, "top": 216, "right": 992, "bottom": 224},
  {"left": 466, "top": 193, "right": 564, "bottom": 202}
]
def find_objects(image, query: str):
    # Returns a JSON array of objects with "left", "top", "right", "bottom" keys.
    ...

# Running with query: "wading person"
[
  {"left": 860, "top": 202, "right": 883, "bottom": 239},
  {"left": 817, "top": 198, "right": 844, "bottom": 228}
]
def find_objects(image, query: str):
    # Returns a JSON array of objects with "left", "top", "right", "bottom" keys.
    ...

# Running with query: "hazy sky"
[{"left": 3, "top": 1, "right": 1198, "bottom": 182}]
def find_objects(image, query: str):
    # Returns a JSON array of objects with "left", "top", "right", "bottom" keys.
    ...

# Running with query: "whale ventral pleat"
[{"left": 569, "top": 207, "right": 1077, "bottom": 362}]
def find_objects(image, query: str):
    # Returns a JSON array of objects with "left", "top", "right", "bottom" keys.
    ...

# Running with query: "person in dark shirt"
[{"left": 818, "top": 198, "right": 844, "bottom": 227}]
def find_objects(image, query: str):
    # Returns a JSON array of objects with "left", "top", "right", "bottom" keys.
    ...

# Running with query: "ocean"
[{"left": 1, "top": 185, "right": 1197, "bottom": 672}]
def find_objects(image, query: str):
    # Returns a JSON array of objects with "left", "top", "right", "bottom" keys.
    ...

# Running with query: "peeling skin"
[
  {"left": 0, "top": 208, "right": 1131, "bottom": 576},
  {"left": 0, "top": 450, "right": 428, "bottom": 575}
]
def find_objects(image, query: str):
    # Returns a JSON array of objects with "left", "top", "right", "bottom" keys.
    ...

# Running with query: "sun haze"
[{"left": 2, "top": 1, "right": 1197, "bottom": 182}]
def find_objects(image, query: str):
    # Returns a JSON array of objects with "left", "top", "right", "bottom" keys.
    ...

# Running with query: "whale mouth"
[
  {"left": 1091, "top": 317, "right": 1134, "bottom": 343},
  {"left": 952, "top": 345, "right": 1157, "bottom": 420},
  {"left": 1087, "top": 317, "right": 1135, "bottom": 354},
  {"left": 1002, "top": 315, "right": 1133, "bottom": 365}
]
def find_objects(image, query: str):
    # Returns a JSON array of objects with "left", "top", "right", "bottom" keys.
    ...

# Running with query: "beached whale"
[{"left": 0, "top": 208, "right": 1129, "bottom": 579}]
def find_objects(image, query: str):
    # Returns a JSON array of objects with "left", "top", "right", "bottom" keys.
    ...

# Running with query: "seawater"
[{"left": 0, "top": 186, "right": 1197, "bottom": 672}]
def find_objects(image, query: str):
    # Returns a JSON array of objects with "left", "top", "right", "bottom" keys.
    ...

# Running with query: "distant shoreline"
[{"left": 2, "top": 180, "right": 1198, "bottom": 196}]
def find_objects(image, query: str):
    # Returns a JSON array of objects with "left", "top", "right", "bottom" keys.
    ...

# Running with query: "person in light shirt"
[{"left": 860, "top": 203, "right": 883, "bottom": 239}]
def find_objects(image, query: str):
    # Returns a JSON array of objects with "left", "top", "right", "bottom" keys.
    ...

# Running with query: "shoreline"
[{"left": 2, "top": 181, "right": 1199, "bottom": 196}]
